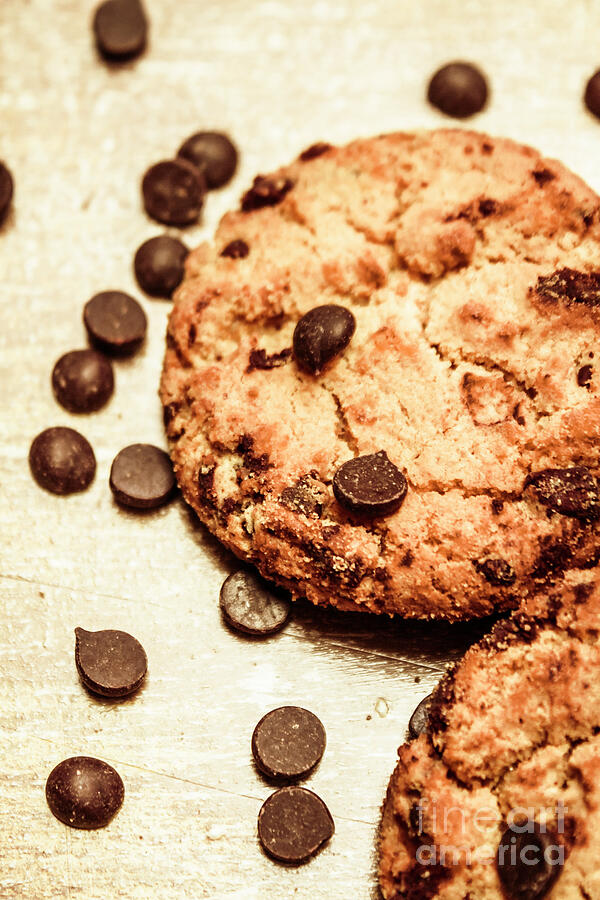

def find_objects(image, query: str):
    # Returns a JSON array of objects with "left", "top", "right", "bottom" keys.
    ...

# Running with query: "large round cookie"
[
  {"left": 378, "top": 575, "right": 600, "bottom": 899},
  {"left": 160, "top": 129, "right": 600, "bottom": 620}
]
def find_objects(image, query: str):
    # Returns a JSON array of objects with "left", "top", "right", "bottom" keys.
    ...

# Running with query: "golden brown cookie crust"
[{"left": 160, "top": 129, "right": 600, "bottom": 620}]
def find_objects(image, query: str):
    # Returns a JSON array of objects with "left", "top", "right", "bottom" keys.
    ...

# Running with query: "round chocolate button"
[
  {"left": 219, "top": 570, "right": 291, "bottom": 636},
  {"left": 252, "top": 707, "right": 326, "bottom": 780},
  {"left": 427, "top": 62, "right": 488, "bottom": 118},
  {"left": 52, "top": 349, "right": 114, "bottom": 413},
  {"left": 293, "top": 304, "right": 356, "bottom": 375},
  {"left": 0, "top": 161, "right": 14, "bottom": 225},
  {"left": 585, "top": 70, "right": 600, "bottom": 120},
  {"left": 46, "top": 757, "right": 124, "bottom": 829},
  {"left": 84, "top": 291, "right": 147, "bottom": 356},
  {"left": 29, "top": 427, "right": 96, "bottom": 495},
  {"left": 177, "top": 131, "right": 238, "bottom": 190},
  {"left": 258, "top": 786, "right": 334, "bottom": 864},
  {"left": 134, "top": 235, "right": 189, "bottom": 298},
  {"left": 142, "top": 159, "right": 205, "bottom": 226},
  {"left": 75, "top": 627, "right": 148, "bottom": 698},
  {"left": 110, "top": 443, "right": 176, "bottom": 509},
  {"left": 93, "top": 0, "right": 147, "bottom": 61},
  {"left": 333, "top": 450, "right": 407, "bottom": 517}
]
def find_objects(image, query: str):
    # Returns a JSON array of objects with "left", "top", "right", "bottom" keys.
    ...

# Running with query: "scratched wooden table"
[{"left": 2, "top": 1, "right": 600, "bottom": 897}]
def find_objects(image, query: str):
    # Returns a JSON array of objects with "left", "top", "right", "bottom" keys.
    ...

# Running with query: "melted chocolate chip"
[
  {"left": 142, "top": 159, "right": 205, "bottom": 226},
  {"left": 46, "top": 757, "right": 124, "bottom": 829},
  {"left": 52, "top": 349, "right": 114, "bottom": 413},
  {"left": 534, "top": 268, "right": 600, "bottom": 308},
  {"left": 474, "top": 558, "right": 517, "bottom": 586},
  {"left": 333, "top": 451, "right": 407, "bottom": 517},
  {"left": 241, "top": 175, "right": 293, "bottom": 212},
  {"left": 177, "top": 131, "right": 238, "bottom": 189},
  {"left": 0, "top": 161, "right": 14, "bottom": 224},
  {"left": 252, "top": 707, "right": 326, "bottom": 780},
  {"left": 258, "top": 786, "right": 334, "bottom": 864},
  {"left": 134, "top": 235, "right": 189, "bottom": 298},
  {"left": 280, "top": 475, "right": 323, "bottom": 518},
  {"left": 525, "top": 467, "right": 600, "bottom": 520},
  {"left": 585, "top": 70, "right": 600, "bottom": 120},
  {"left": 110, "top": 444, "right": 176, "bottom": 509},
  {"left": 93, "top": 0, "right": 147, "bottom": 61},
  {"left": 248, "top": 347, "right": 292, "bottom": 371},
  {"left": 75, "top": 627, "right": 147, "bottom": 698},
  {"left": 408, "top": 694, "right": 433, "bottom": 739},
  {"left": 532, "top": 168, "right": 556, "bottom": 187},
  {"left": 29, "top": 427, "right": 96, "bottom": 495},
  {"left": 427, "top": 62, "right": 488, "bottom": 118},
  {"left": 220, "top": 239, "right": 249, "bottom": 259},
  {"left": 577, "top": 364, "right": 593, "bottom": 387},
  {"left": 496, "top": 826, "right": 563, "bottom": 900},
  {"left": 293, "top": 304, "right": 356, "bottom": 374},
  {"left": 220, "top": 570, "right": 291, "bottom": 636},
  {"left": 299, "top": 142, "right": 332, "bottom": 161},
  {"left": 84, "top": 291, "right": 147, "bottom": 355}
]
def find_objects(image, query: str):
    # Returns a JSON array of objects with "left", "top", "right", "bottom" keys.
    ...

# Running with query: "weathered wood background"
[{"left": 2, "top": 0, "right": 600, "bottom": 896}]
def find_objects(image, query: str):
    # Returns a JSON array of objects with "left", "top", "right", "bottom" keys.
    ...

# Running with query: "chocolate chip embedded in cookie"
[{"left": 161, "top": 129, "right": 600, "bottom": 620}]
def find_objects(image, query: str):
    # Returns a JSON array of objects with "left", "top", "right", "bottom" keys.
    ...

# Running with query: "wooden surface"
[{"left": 2, "top": 0, "right": 600, "bottom": 897}]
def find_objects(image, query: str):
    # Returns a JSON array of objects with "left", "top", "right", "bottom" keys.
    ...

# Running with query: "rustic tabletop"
[{"left": 2, "top": 1, "right": 600, "bottom": 897}]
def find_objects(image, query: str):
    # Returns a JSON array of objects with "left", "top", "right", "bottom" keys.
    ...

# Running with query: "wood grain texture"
[{"left": 2, "top": 0, "right": 600, "bottom": 896}]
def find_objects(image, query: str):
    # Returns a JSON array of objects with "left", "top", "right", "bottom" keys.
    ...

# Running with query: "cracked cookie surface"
[
  {"left": 378, "top": 576, "right": 600, "bottom": 899},
  {"left": 160, "top": 129, "right": 600, "bottom": 620}
]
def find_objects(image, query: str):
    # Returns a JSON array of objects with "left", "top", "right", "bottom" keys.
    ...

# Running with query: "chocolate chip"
[
  {"left": 408, "top": 694, "right": 433, "bottom": 739},
  {"left": 220, "top": 239, "right": 249, "bottom": 259},
  {"left": 52, "top": 349, "right": 114, "bottom": 413},
  {"left": 219, "top": 570, "right": 291, "bottom": 636},
  {"left": 109, "top": 443, "right": 176, "bottom": 509},
  {"left": 496, "top": 826, "right": 563, "bottom": 900},
  {"left": 142, "top": 159, "right": 205, "bottom": 226},
  {"left": 29, "top": 427, "right": 96, "bottom": 495},
  {"left": 333, "top": 450, "right": 407, "bottom": 517},
  {"left": 532, "top": 168, "right": 556, "bottom": 187},
  {"left": 134, "top": 235, "right": 188, "bottom": 298},
  {"left": 252, "top": 707, "right": 326, "bottom": 780},
  {"left": 492, "top": 498, "right": 504, "bottom": 515},
  {"left": 280, "top": 475, "right": 323, "bottom": 518},
  {"left": 427, "top": 62, "right": 488, "bottom": 118},
  {"left": 84, "top": 291, "right": 147, "bottom": 356},
  {"left": 0, "top": 161, "right": 14, "bottom": 224},
  {"left": 585, "top": 70, "right": 600, "bottom": 120},
  {"left": 248, "top": 347, "right": 292, "bottom": 371},
  {"left": 525, "top": 467, "right": 600, "bottom": 520},
  {"left": 241, "top": 175, "right": 293, "bottom": 212},
  {"left": 299, "top": 142, "right": 332, "bottom": 161},
  {"left": 577, "top": 364, "right": 593, "bottom": 387},
  {"left": 46, "top": 757, "right": 124, "bottom": 829},
  {"left": 258, "top": 786, "right": 334, "bottom": 864},
  {"left": 293, "top": 304, "right": 356, "bottom": 375},
  {"left": 75, "top": 627, "right": 147, "bottom": 698},
  {"left": 474, "top": 558, "right": 517, "bottom": 586},
  {"left": 534, "top": 268, "right": 600, "bottom": 308},
  {"left": 93, "top": 0, "right": 147, "bottom": 61},
  {"left": 177, "top": 131, "right": 238, "bottom": 189}
]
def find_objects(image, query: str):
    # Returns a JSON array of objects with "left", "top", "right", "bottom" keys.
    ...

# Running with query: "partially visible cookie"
[
  {"left": 160, "top": 129, "right": 600, "bottom": 620},
  {"left": 379, "top": 576, "right": 600, "bottom": 899}
]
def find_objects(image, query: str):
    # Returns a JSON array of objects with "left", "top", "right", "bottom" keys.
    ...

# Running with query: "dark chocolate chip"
[
  {"left": 585, "top": 70, "right": 600, "bottom": 120},
  {"left": 252, "top": 707, "right": 326, "bottom": 780},
  {"left": 525, "top": 467, "right": 600, "bottom": 520},
  {"left": 0, "top": 161, "right": 14, "bottom": 224},
  {"left": 333, "top": 450, "right": 407, "bottom": 517},
  {"left": 299, "top": 142, "right": 332, "bottom": 161},
  {"left": 134, "top": 235, "right": 188, "bottom": 298},
  {"left": 532, "top": 168, "right": 556, "bottom": 186},
  {"left": 496, "top": 825, "right": 563, "bottom": 900},
  {"left": 280, "top": 475, "right": 323, "bottom": 518},
  {"left": 220, "top": 239, "right": 249, "bottom": 259},
  {"left": 142, "top": 159, "right": 205, "bottom": 226},
  {"left": 83, "top": 291, "right": 147, "bottom": 356},
  {"left": 177, "top": 131, "right": 238, "bottom": 190},
  {"left": 474, "top": 558, "right": 517, "bottom": 586},
  {"left": 75, "top": 627, "right": 147, "bottom": 698},
  {"left": 577, "top": 364, "right": 593, "bottom": 387},
  {"left": 93, "top": 0, "right": 147, "bottom": 61},
  {"left": 257, "top": 786, "right": 334, "bottom": 864},
  {"left": 29, "top": 427, "right": 96, "bottom": 495},
  {"left": 408, "top": 693, "right": 433, "bottom": 739},
  {"left": 52, "top": 349, "right": 114, "bottom": 413},
  {"left": 427, "top": 61, "right": 488, "bottom": 118},
  {"left": 478, "top": 198, "right": 498, "bottom": 217},
  {"left": 248, "top": 347, "right": 292, "bottom": 371},
  {"left": 293, "top": 304, "right": 356, "bottom": 375},
  {"left": 219, "top": 570, "right": 291, "bottom": 636},
  {"left": 46, "top": 757, "right": 124, "bottom": 829},
  {"left": 241, "top": 175, "right": 293, "bottom": 212},
  {"left": 534, "top": 268, "right": 600, "bottom": 308},
  {"left": 109, "top": 443, "right": 176, "bottom": 509}
]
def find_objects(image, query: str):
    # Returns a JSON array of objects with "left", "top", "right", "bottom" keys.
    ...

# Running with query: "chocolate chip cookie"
[
  {"left": 378, "top": 576, "right": 600, "bottom": 899},
  {"left": 160, "top": 129, "right": 600, "bottom": 620}
]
